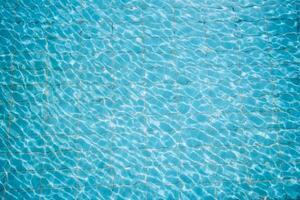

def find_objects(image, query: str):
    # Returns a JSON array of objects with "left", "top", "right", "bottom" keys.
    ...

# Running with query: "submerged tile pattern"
[{"left": 1, "top": 0, "right": 300, "bottom": 199}]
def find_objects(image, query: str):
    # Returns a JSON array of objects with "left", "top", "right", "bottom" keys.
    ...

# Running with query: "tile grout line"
[
  {"left": 0, "top": 141, "right": 295, "bottom": 162},
  {"left": 39, "top": 1, "right": 51, "bottom": 198},
  {"left": 141, "top": 4, "right": 147, "bottom": 198},
  {"left": 141, "top": 6, "right": 147, "bottom": 200},
  {"left": 74, "top": 0, "right": 91, "bottom": 198},
  {"left": 170, "top": 4, "right": 184, "bottom": 200},
  {"left": 2, "top": 1, "right": 21, "bottom": 198},
  {"left": 236, "top": 5, "right": 246, "bottom": 193},
  {"left": 265, "top": 7, "right": 281, "bottom": 183},
  {"left": 269, "top": 13, "right": 280, "bottom": 169},
  {"left": 215, "top": 5, "right": 241, "bottom": 199},
  {"left": 109, "top": 2, "right": 117, "bottom": 198}
]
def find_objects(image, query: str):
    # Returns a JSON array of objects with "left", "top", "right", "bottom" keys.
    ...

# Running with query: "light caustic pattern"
[{"left": 0, "top": 0, "right": 300, "bottom": 199}]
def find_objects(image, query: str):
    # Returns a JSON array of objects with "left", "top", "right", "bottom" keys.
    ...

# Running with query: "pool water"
[{"left": 1, "top": 0, "right": 300, "bottom": 199}]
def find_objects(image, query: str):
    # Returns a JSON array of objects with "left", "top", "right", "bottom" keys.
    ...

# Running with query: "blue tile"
[{"left": 1, "top": 0, "right": 300, "bottom": 199}]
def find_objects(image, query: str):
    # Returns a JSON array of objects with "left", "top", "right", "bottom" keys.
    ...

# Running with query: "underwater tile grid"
[{"left": 0, "top": 0, "right": 300, "bottom": 199}]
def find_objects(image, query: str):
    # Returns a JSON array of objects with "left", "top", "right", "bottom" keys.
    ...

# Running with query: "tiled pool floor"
[{"left": 0, "top": 0, "right": 300, "bottom": 199}]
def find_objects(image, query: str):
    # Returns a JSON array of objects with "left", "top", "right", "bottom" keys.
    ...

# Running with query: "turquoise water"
[{"left": 1, "top": 0, "right": 300, "bottom": 199}]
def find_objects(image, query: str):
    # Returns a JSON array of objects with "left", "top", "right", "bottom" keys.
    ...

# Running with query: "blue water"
[{"left": 1, "top": 0, "right": 300, "bottom": 199}]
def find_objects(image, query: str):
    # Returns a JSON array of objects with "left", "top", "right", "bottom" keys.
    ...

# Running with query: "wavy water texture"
[{"left": 0, "top": 0, "right": 300, "bottom": 199}]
